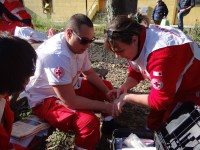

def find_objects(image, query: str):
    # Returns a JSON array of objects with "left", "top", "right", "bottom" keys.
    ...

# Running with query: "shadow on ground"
[{"left": 96, "top": 103, "right": 150, "bottom": 150}]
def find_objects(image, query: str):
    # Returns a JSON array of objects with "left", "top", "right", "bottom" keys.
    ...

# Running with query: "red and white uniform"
[
  {"left": 1, "top": 0, "right": 31, "bottom": 22},
  {"left": 24, "top": 32, "right": 92, "bottom": 108},
  {"left": 128, "top": 25, "right": 200, "bottom": 130},
  {"left": 0, "top": 97, "right": 28, "bottom": 150},
  {"left": 21, "top": 32, "right": 113, "bottom": 150},
  {"left": 0, "top": 97, "right": 14, "bottom": 150},
  {"left": 0, "top": 0, "right": 32, "bottom": 34}
]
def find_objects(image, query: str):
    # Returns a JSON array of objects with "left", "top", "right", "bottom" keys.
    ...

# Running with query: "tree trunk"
[{"left": 106, "top": 0, "right": 138, "bottom": 22}]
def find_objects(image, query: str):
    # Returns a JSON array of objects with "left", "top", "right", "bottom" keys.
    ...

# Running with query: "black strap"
[{"left": 0, "top": 2, "right": 31, "bottom": 25}]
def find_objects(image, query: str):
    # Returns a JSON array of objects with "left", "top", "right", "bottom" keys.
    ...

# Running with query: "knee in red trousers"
[{"left": 73, "top": 111, "right": 100, "bottom": 150}]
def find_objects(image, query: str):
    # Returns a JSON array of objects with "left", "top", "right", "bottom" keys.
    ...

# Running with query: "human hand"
[
  {"left": 116, "top": 87, "right": 127, "bottom": 98},
  {"left": 180, "top": 9, "right": 185, "bottom": 13},
  {"left": 103, "top": 101, "right": 114, "bottom": 116},
  {"left": 106, "top": 89, "right": 117, "bottom": 102},
  {"left": 112, "top": 93, "right": 127, "bottom": 117},
  {"left": 106, "top": 87, "right": 126, "bottom": 103}
]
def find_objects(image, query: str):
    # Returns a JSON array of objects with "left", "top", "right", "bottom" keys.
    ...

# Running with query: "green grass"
[
  {"left": 32, "top": 12, "right": 200, "bottom": 45},
  {"left": 93, "top": 12, "right": 107, "bottom": 39},
  {"left": 92, "top": 12, "right": 107, "bottom": 24},
  {"left": 46, "top": 129, "right": 74, "bottom": 150},
  {"left": 190, "top": 22, "right": 200, "bottom": 45},
  {"left": 32, "top": 13, "right": 107, "bottom": 39},
  {"left": 32, "top": 15, "right": 66, "bottom": 33},
  {"left": 94, "top": 24, "right": 105, "bottom": 39}
]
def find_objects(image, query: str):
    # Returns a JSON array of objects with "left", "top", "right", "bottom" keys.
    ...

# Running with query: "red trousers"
[{"left": 33, "top": 79, "right": 113, "bottom": 150}]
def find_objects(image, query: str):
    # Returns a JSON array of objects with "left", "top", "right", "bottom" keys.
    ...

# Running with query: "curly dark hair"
[{"left": 0, "top": 32, "right": 37, "bottom": 95}]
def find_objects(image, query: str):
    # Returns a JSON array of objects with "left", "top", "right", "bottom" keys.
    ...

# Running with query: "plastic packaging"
[{"left": 123, "top": 133, "right": 147, "bottom": 148}]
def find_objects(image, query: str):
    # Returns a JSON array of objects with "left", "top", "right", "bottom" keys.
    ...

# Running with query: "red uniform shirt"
[
  {"left": 128, "top": 25, "right": 200, "bottom": 130},
  {"left": 0, "top": 0, "right": 33, "bottom": 34},
  {"left": 1, "top": 0, "right": 32, "bottom": 22}
]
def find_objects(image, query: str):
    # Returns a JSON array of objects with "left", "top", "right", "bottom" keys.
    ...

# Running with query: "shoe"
[{"left": 101, "top": 119, "right": 127, "bottom": 135}]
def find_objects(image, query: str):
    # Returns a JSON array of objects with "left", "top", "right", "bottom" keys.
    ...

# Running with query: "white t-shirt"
[{"left": 22, "top": 32, "right": 91, "bottom": 108}]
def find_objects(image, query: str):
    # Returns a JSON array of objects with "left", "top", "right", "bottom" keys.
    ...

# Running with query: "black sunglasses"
[{"left": 72, "top": 30, "right": 96, "bottom": 45}]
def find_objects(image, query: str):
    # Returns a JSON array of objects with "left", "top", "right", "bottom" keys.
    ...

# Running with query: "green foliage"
[
  {"left": 92, "top": 12, "right": 107, "bottom": 24},
  {"left": 94, "top": 24, "right": 105, "bottom": 40},
  {"left": 32, "top": 15, "right": 65, "bottom": 33},
  {"left": 32, "top": 13, "right": 106, "bottom": 39},
  {"left": 19, "top": 109, "right": 32, "bottom": 119},
  {"left": 93, "top": 12, "right": 107, "bottom": 39},
  {"left": 106, "top": 0, "right": 114, "bottom": 22},
  {"left": 10, "top": 96, "right": 32, "bottom": 121},
  {"left": 190, "top": 22, "right": 200, "bottom": 45},
  {"left": 46, "top": 129, "right": 75, "bottom": 150}
]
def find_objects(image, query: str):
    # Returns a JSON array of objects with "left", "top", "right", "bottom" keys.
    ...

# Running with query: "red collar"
[{"left": 139, "top": 26, "right": 146, "bottom": 53}]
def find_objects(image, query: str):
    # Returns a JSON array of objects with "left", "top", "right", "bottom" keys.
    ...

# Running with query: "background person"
[
  {"left": 177, "top": 0, "right": 195, "bottom": 31},
  {"left": 0, "top": 32, "right": 37, "bottom": 150},
  {"left": 151, "top": 0, "right": 168, "bottom": 25},
  {"left": 104, "top": 14, "right": 200, "bottom": 131},
  {"left": 21, "top": 13, "right": 115, "bottom": 150},
  {"left": 0, "top": 0, "right": 33, "bottom": 35}
]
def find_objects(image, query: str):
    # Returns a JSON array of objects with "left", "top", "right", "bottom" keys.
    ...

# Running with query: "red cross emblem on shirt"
[
  {"left": 151, "top": 78, "right": 163, "bottom": 90},
  {"left": 54, "top": 67, "right": 64, "bottom": 79}
]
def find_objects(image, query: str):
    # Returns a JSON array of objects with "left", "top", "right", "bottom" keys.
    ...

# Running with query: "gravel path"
[{"left": 89, "top": 43, "right": 151, "bottom": 93}]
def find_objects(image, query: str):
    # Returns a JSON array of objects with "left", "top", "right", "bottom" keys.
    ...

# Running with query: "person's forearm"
[
  {"left": 53, "top": 83, "right": 111, "bottom": 113},
  {"left": 186, "top": 6, "right": 192, "bottom": 11},
  {"left": 65, "top": 95, "right": 109, "bottom": 112},
  {"left": 124, "top": 93, "right": 149, "bottom": 107},
  {"left": 181, "top": 6, "right": 192, "bottom": 12},
  {"left": 121, "top": 77, "right": 138, "bottom": 91},
  {"left": 86, "top": 71, "right": 110, "bottom": 94}
]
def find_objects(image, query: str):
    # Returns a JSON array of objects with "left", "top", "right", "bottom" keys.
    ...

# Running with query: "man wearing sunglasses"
[{"left": 21, "top": 13, "right": 115, "bottom": 150}]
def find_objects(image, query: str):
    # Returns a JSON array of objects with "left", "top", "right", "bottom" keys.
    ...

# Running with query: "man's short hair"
[{"left": 66, "top": 13, "right": 93, "bottom": 34}]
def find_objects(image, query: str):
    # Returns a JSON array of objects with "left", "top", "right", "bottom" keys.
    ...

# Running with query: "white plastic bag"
[
  {"left": 14, "top": 26, "right": 48, "bottom": 42},
  {"left": 160, "top": 18, "right": 170, "bottom": 26},
  {"left": 123, "top": 133, "right": 147, "bottom": 148}
]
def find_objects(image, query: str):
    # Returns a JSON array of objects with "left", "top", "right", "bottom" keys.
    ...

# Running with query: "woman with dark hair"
[
  {"left": 0, "top": 32, "right": 37, "bottom": 149},
  {"left": 104, "top": 13, "right": 200, "bottom": 131},
  {"left": 151, "top": 0, "right": 168, "bottom": 25}
]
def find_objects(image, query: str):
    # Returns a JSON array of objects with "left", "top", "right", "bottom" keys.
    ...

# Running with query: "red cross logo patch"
[
  {"left": 151, "top": 78, "right": 163, "bottom": 90},
  {"left": 54, "top": 67, "right": 64, "bottom": 79}
]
